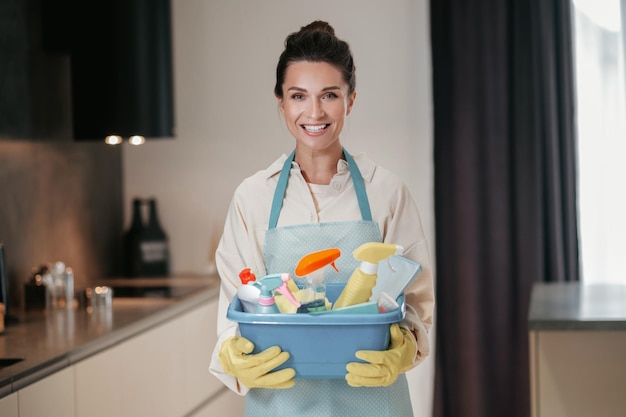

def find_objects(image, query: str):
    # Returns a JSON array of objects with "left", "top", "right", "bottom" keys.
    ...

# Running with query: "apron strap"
[
  {"left": 268, "top": 150, "right": 296, "bottom": 230},
  {"left": 343, "top": 149, "right": 373, "bottom": 222},
  {"left": 268, "top": 148, "right": 372, "bottom": 229}
]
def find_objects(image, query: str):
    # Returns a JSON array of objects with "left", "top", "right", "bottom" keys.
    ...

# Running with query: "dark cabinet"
[
  {"left": 0, "top": 0, "right": 72, "bottom": 140},
  {"left": 0, "top": 0, "right": 174, "bottom": 142}
]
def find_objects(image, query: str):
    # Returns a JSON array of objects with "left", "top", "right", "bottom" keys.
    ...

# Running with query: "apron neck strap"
[{"left": 268, "top": 148, "right": 373, "bottom": 229}]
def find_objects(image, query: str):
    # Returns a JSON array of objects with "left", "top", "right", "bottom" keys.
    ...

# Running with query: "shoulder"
[
  {"left": 350, "top": 152, "right": 407, "bottom": 188},
  {"left": 350, "top": 152, "right": 416, "bottom": 212},
  {"left": 233, "top": 154, "right": 287, "bottom": 197}
]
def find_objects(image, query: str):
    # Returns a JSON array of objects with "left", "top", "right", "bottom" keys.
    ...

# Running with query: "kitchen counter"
[
  {"left": 0, "top": 275, "right": 220, "bottom": 400},
  {"left": 528, "top": 282, "right": 626, "bottom": 331},
  {"left": 528, "top": 282, "right": 626, "bottom": 417}
]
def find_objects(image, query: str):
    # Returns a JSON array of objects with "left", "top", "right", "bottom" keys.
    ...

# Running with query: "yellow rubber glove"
[
  {"left": 218, "top": 336, "right": 296, "bottom": 389},
  {"left": 345, "top": 324, "right": 417, "bottom": 387}
]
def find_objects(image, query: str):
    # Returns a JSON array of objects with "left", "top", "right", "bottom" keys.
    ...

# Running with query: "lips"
[{"left": 302, "top": 124, "right": 329, "bottom": 133}]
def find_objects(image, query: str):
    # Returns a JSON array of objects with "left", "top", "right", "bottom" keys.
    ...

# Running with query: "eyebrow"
[{"left": 287, "top": 86, "right": 342, "bottom": 92}]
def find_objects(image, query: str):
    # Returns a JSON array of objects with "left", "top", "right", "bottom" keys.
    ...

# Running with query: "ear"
[
  {"left": 276, "top": 95, "right": 285, "bottom": 113},
  {"left": 346, "top": 91, "right": 357, "bottom": 116}
]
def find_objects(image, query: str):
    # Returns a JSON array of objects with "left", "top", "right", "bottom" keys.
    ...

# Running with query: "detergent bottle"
[
  {"left": 256, "top": 273, "right": 300, "bottom": 314},
  {"left": 294, "top": 248, "right": 340, "bottom": 313},
  {"left": 333, "top": 242, "right": 403, "bottom": 310},
  {"left": 237, "top": 268, "right": 262, "bottom": 313}
]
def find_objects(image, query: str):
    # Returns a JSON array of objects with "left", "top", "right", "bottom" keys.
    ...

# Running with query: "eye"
[
  {"left": 291, "top": 93, "right": 305, "bottom": 100},
  {"left": 323, "top": 92, "right": 338, "bottom": 99}
]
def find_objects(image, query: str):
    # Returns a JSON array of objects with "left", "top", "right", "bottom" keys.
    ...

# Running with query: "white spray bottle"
[{"left": 237, "top": 268, "right": 261, "bottom": 313}]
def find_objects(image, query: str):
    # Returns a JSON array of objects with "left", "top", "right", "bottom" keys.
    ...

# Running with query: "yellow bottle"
[{"left": 332, "top": 242, "right": 403, "bottom": 310}]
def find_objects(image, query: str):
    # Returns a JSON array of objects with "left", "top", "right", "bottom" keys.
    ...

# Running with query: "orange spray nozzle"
[
  {"left": 295, "top": 248, "right": 341, "bottom": 277},
  {"left": 239, "top": 268, "right": 256, "bottom": 284}
]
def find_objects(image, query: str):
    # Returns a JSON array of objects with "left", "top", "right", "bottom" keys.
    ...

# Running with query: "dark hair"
[{"left": 274, "top": 21, "right": 356, "bottom": 98}]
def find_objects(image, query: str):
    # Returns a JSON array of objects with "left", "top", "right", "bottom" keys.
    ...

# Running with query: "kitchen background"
[{"left": 0, "top": 0, "right": 435, "bottom": 415}]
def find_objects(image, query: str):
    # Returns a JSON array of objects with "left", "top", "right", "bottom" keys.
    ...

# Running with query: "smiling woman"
[
  {"left": 208, "top": 20, "right": 434, "bottom": 417},
  {"left": 572, "top": 0, "right": 626, "bottom": 283}
]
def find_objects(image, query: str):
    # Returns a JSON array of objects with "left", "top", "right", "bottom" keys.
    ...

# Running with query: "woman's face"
[{"left": 277, "top": 61, "right": 356, "bottom": 153}]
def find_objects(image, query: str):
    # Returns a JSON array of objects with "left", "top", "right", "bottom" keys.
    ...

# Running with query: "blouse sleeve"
[
  {"left": 209, "top": 183, "right": 263, "bottom": 396},
  {"left": 380, "top": 181, "right": 435, "bottom": 368}
]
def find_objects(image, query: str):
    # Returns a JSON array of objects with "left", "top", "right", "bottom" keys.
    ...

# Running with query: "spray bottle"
[
  {"left": 237, "top": 268, "right": 262, "bottom": 313},
  {"left": 294, "top": 248, "right": 341, "bottom": 313},
  {"left": 333, "top": 242, "right": 403, "bottom": 310},
  {"left": 256, "top": 273, "right": 300, "bottom": 314}
]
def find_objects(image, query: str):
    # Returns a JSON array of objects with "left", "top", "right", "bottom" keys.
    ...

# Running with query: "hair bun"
[{"left": 300, "top": 20, "right": 335, "bottom": 36}]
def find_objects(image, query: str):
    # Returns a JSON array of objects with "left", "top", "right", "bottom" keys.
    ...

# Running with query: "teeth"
[{"left": 304, "top": 124, "right": 328, "bottom": 132}]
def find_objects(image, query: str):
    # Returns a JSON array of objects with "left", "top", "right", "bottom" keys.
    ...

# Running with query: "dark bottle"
[
  {"left": 124, "top": 198, "right": 170, "bottom": 277},
  {"left": 124, "top": 198, "right": 145, "bottom": 277},
  {"left": 0, "top": 242, "right": 8, "bottom": 326},
  {"left": 138, "top": 199, "right": 170, "bottom": 277}
]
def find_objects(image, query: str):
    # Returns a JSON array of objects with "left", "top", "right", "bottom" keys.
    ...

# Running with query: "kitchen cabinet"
[
  {"left": 181, "top": 296, "right": 223, "bottom": 408},
  {"left": 0, "top": 392, "right": 18, "bottom": 417},
  {"left": 1, "top": 281, "right": 244, "bottom": 417},
  {"left": 530, "top": 331, "right": 626, "bottom": 417},
  {"left": 117, "top": 313, "right": 187, "bottom": 417},
  {"left": 74, "top": 340, "right": 124, "bottom": 417},
  {"left": 18, "top": 366, "right": 75, "bottom": 417},
  {"left": 75, "top": 297, "right": 223, "bottom": 417},
  {"left": 529, "top": 283, "right": 626, "bottom": 417},
  {"left": 0, "top": 0, "right": 71, "bottom": 140}
]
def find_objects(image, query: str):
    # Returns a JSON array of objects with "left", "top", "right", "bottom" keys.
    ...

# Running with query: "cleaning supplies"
[
  {"left": 377, "top": 292, "right": 400, "bottom": 313},
  {"left": 369, "top": 255, "right": 422, "bottom": 302},
  {"left": 237, "top": 268, "right": 262, "bottom": 313},
  {"left": 294, "top": 248, "right": 341, "bottom": 313},
  {"left": 256, "top": 273, "right": 300, "bottom": 314},
  {"left": 313, "top": 301, "right": 380, "bottom": 315},
  {"left": 333, "top": 242, "right": 403, "bottom": 310}
]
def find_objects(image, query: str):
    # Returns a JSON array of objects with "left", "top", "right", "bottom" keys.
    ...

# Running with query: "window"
[{"left": 572, "top": 0, "right": 626, "bottom": 283}]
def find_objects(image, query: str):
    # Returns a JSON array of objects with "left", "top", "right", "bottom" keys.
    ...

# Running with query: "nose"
[{"left": 307, "top": 99, "right": 325, "bottom": 119}]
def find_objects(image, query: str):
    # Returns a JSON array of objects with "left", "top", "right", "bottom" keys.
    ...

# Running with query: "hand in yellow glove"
[
  {"left": 219, "top": 336, "right": 296, "bottom": 389},
  {"left": 345, "top": 324, "right": 417, "bottom": 387}
]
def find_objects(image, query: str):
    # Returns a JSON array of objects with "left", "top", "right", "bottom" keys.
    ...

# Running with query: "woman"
[{"left": 210, "top": 21, "right": 434, "bottom": 416}]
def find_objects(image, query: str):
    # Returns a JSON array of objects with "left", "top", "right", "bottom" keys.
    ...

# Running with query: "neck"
[{"left": 294, "top": 144, "right": 343, "bottom": 185}]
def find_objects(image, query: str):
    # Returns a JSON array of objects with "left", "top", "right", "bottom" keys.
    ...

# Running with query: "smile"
[{"left": 302, "top": 124, "right": 329, "bottom": 133}]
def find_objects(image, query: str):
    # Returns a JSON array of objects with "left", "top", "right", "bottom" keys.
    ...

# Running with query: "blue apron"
[{"left": 245, "top": 148, "right": 414, "bottom": 417}]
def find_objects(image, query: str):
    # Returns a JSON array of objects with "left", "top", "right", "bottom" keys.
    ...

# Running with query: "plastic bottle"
[
  {"left": 294, "top": 248, "right": 340, "bottom": 313},
  {"left": 300, "top": 270, "right": 327, "bottom": 312},
  {"left": 332, "top": 242, "right": 403, "bottom": 310},
  {"left": 237, "top": 268, "right": 262, "bottom": 313},
  {"left": 256, "top": 273, "right": 299, "bottom": 314}
]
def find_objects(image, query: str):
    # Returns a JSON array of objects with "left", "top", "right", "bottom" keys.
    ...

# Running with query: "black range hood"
[{"left": 54, "top": 0, "right": 175, "bottom": 141}]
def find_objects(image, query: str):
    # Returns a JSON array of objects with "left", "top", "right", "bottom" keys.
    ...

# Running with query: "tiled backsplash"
[{"left": 0, "top": 139, "right": 123, "bottom": 310}]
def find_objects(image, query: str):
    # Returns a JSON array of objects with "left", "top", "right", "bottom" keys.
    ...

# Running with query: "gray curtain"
[{"left": 430, "top": 1, "right": 579, "bottom": 416}]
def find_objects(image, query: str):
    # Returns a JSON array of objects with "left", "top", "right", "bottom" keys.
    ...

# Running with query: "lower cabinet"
[
  {"left": 18, "top": 367, "right": 75, "bottom": 417},
  {"left": 0, "top": 392, "right": 18, "bottom": 417},
  {"left": 13, "top": 296, "right": 237, "bottom": 417},
  {"left": 75, "top": 297, "right": 221, "bottom": 417},
  {"left": 530, "top": 330, "right": 626, "bottom": 417}
]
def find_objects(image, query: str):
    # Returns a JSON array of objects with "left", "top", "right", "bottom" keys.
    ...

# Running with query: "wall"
[
  {"left": 0, "top": 0, "right": 124, "bottom": 309},
  {"left": 0, "top": 140, "right": 123, "bottom": 309},
  {"left": 122, "top": 0, "right": 435, "bottom": 415}
]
